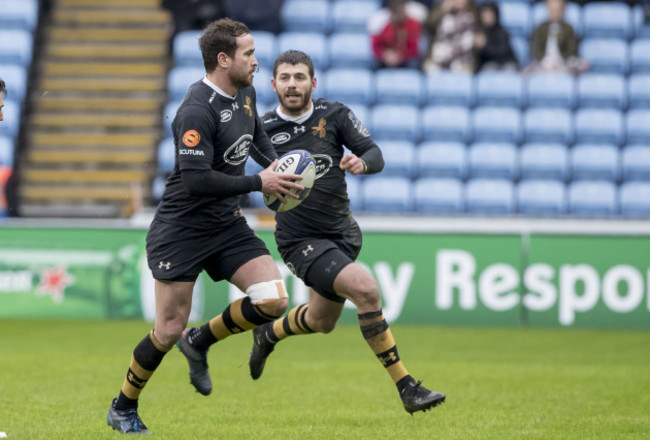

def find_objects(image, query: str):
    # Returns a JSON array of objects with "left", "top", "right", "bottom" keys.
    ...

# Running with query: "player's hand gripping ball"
[{"left": 264, "top": 149, "right": 316, "bottom": 212}]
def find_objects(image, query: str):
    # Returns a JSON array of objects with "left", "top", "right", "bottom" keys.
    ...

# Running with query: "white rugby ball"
[{"left": 264, "top": 149, "right": 316, "bottom": 212}]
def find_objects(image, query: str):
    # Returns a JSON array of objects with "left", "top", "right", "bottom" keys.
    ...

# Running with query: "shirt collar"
[
  {"left": 202, "top": 76, "right": 237, "bottom": 100},
  {"left": 275, "top": 101, "right": 314, "bottom": 124}
]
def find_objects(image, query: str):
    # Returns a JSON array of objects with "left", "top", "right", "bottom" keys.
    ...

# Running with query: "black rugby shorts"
[{"left": 146, "top": 217, "right": 270, "bottom": 282}]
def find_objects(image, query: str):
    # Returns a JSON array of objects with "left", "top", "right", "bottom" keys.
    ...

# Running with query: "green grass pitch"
[{"left": 1, "top": 319, "right": 648, "bottom": 439}]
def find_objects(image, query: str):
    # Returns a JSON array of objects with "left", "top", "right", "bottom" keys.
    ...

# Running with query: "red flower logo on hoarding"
[{"left": 37, "top": 266, "right": 75, "bottom": 303}]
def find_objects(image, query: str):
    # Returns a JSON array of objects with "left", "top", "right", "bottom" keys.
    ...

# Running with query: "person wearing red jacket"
[{"left": 370, "top": 0, "right": 422, "bottom": 69}]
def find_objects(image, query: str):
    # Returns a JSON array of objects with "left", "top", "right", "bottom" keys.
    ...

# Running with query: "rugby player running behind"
[{"left": 107, "top": 19, "right": 303, "bottom": 434}]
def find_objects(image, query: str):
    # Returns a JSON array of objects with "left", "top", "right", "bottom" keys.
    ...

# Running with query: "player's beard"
[
  {"left": 231, "top": 69, "right": 253, "bottom": 90},
  {"left": 279, "top": 91, "right": 310, "bottom": 114}
]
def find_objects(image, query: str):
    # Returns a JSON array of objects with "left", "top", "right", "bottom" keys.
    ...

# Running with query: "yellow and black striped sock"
[
  {"left": 115, "top": 329, "right": 172, "bottom": 410},
  {"left": 265, "top": 304, "right": 315, "bottom": 343},
  {"left": 358, "top": 310, "right": 410, "bottom": 385},
  {"left": 190, "top": 297, "right": 280, "bottom": 351}
]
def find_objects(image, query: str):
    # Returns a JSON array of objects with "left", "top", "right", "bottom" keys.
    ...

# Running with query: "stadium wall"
[{"left": 0, "top": 216, "right": 649, "bottom": 329}]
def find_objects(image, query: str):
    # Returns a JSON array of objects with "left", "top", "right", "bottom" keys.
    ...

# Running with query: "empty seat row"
[
  {"left": 0, "top": 0, "right": 39, "bottom": 31},
  {"left": 242, "top": 176, "right": 650, "bottom": 219}
]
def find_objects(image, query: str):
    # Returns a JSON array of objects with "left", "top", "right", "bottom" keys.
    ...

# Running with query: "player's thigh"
[
  {"left": 154, "top": 279, "right": 194, "bottom": 345},
  {"left": 307, "top": 287, "right": 345, "bottom": 323},
  {"left": 229, "top": 254, "right": 282, "bottom": 292},
  {"left": 333, "top": 262, "right": 381, "bottom": 311}
]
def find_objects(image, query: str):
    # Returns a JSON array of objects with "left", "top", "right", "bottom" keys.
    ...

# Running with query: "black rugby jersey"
[
  {"left": 263, "top": 98, "right": 380, "bottom": 237},
  {"left": 155, "top": 78, "right": 277, "bottom": 229}
]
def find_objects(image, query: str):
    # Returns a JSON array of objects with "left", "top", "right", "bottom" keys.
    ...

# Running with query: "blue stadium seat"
[
  {"left": 425, "top": 71, "right": 474, "bottom": 107},
  {"left": 369, "top": 104, "right": 420, "bottom": 142},
  {"left": 167, "top": 66, "right": 204, "bottom": 100},
  {"left": 328, "top": 33, "right": 374, "bottom": 69},
  {"left": 579, "top": 39, "right": 629, "bottom": 75},
  {"left": 281, "top": 0, "right": 331, "bottom": 34},
  {"left": 582, "top": 2, "right": 633, "bottom": 40},
  {"left": 465, "top": 178, "right": 515, "bottom": 215},
  {"left": 619, "top": 182, "right": 650, "bottom": 218},
  {"left": 0, "top": 0, "right": 39, "bottom": 31},
  {"left": 246, "top": 191, "right": 267, "bottom": 209},
  {"left": 568, "top": 180, "right": 618, "bottom": 217},
  {"left": 414, "top": 178, "right": 464, "bottom": 214},
  {"left": 278, "top": 32, "right": 329, "bottom": 69},
  {"left": 0, "top": 29, "right": 33, "bottom": 65},
  {"left": 574, "top": 108, "right": 624, "bottom": 146},
  {"left": 157, "top": 138, "right": 175, "bottom": 175},
  {"left": 630, "top": 39, "right": 650, "bottom": 74},
  {"left": 621, "top": 145, "right": 650, "bottom": 181},
  {"left": 152, "top": 175, "right": 166, "bottom": 201},
  {"left": 628, "top": 75, "right": 650, "bottom": 109},
  {"left": 376, "top": 140, "right": 417, "bottom": 178},
  {"left": 577, "top": 73, "right": 627, "bottom": 110},
  {"left": 252, "top": 67, "right": 275, "bottom": 105},
  {"left": 0, "top": 64, "right": 27, "bottom": 104},
  {"left": 472, "top": 106, "right": 522, "bottom": 144},
  {"left": 374, "top": 69, "right": 424, "bottom": 106},
  {"left": 517, "top": 180, "right": 566, "bottom": 216},
  {"left": 250, "top": 31, "right": 277, "bottom": 69},
  {"left": 475, "top": 71, "right": 524, "bottom": 108},
  {"left": 510, "top": 36, "right": 529, "bottom": 66},
  {"left": 346, "top": 175, "right": 363, "bottom": 212},
  {"left": 571, "top": 144, "right": 619, "bottom": 182},
  {"left": 322, "top": 68, "right": 374, "bottom": 105},
  {"left": 163, "top": 100, "right": 182, "bottom": 136},
  {"left": 626, "top": 110, "right": 650, "bottom": 145},
  {"left": 172, "top": 30, "right": 203, "bottom": 67},
  {"left": 634, "top": 4, "right": 650, "bottom": 39},
  {"left": 361, "top": 176, "right": 413, "bottom": 212},
  {"left": 526, "top": 72, "right": 575, "bottom": 109},
  {"left": 332, "top": 0, "right": 380, "bottom": 33},
  {"left": 500, "top": 2, "right": 532, "bottom": 37},
  {"left": 0, "top": 136, "right": 14, "bottom": 166},
  {"left": 245, "top": 157, "right": 265, "bottom": 176},
  {"left": 421, "top": 106, "right": 471, "bottom": 143},
  {"left": 523, "top": 108, "right": 573, "bottom": 145},
  {"left": 519, "top": 143, "right": 569, "bottom": 181},
  {"left": 416, "top": 142, "right": 467, "bottom": 179},
  {"left": 468, "top": 142, "right": 518, "bottom": 180},
  {"left": 0, "top": 100, "right": 20, "bottom": 138},
  {"left": 532, "top": 1, "right": 582, "bottom": 36}
]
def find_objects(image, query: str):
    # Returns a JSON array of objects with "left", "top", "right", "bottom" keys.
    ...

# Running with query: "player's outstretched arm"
[{"left": 259, "top": 159, "right": 304, "bottom": 203}]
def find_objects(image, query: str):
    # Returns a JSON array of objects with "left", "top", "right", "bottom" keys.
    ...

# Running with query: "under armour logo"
[
  {"left": 294, "top": 126, "right": 306, "bottom": 134},
  {"left": 302, "top": 245, "right": 314, "bottom": 256},
  {"left": 232, "top": 102, "right": 239, "bottom": 110},
  {"left": 380, "top": 351, "right": 397, "bottom": 366},
  {"left": 325, "top": 260, "right": 338, "bottom": 273},
  {"left": 158, "top": 261, "right": 171, "bottom": 270}
]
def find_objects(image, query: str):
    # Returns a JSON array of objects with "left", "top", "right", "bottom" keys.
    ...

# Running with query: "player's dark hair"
[
  {"left": 273, "top": 50, "right": 315, "bottom": 79},
  {"left": 0, "top": 77, "right": 6, "bottom": 98},
  {"left": 199, "top": 18, "right": 250, "bottom": 72}
]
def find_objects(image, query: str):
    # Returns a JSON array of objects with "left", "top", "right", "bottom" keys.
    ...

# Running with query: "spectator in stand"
[
  {"left": 423, "top": 0, "right": 479, "bottom": 73},
  {"left": 369, "top": 0, "right": 423, "bottom": 69},
  {"left": 525, "top": 0, "right": 588, "bottom": 75},
  {"left": 474, "top": 2, "right": 518, "bottom": 72},
  {"left": 222, "top": 0, "right": 284, "bottom": 34}
]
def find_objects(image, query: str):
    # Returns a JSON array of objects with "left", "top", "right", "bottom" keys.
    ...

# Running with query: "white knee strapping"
[{"left": 246, "top": 279, "right": 288, "bottom": 304}]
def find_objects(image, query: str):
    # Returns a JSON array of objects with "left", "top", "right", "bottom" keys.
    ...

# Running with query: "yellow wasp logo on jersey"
[
  {"left": 312, "top": 118, "right": 326, "bottom": 138},
  {"left": 244, "top": 96, "right": 253, "bottom": 117}
]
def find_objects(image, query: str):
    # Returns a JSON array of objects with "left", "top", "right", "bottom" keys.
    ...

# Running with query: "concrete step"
[
  {"left": 43, "top": 61, "right": 166, "bottom": 77},
  {"left": 21, "top": 184, "right": 137, "bottom": 201},
  {"left": 53, "top": 8, "right": 170, "bottom": 26},
  {"left": 29, "top": 132, "right": 157, "bottom": 148},
  {"left": 36, "top": 96, "right": 161, "bottom": 112},
  {"left": 49, "top": 27, "right": 168, "bottom": 42},
  {"left": 39, "top": 77, "right": 166, "bottom": 93},
  {"left": 32, "top": 112, "right": 160, "bottom": 129},
  {"left": 23, "top": 168, "right": 149, "bottom": 183},
  {"left": 46, "top": 42, "right": 167, "bottom": 60},
  {"left": 27, "top": 149, "right": 153, "bottom": 164},
  {"left": 58, "top": 0, "right": 161, "bottom": 7}
]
